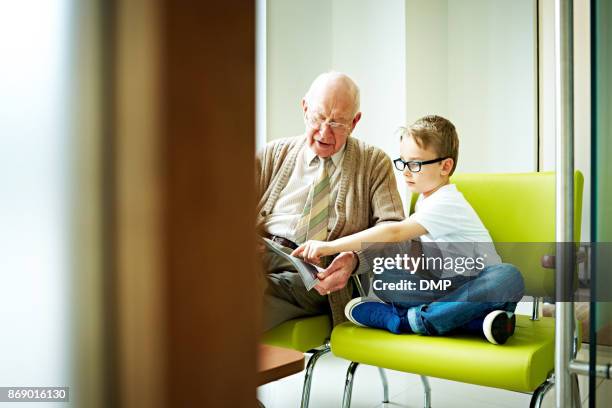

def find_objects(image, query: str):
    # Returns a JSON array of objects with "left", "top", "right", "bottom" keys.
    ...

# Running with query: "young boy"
[{"left": 292, "top": 115, "right": 525, "bottom": 344}]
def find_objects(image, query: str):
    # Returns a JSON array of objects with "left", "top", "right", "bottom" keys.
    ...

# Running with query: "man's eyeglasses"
[
  {"left": 304, "top": 112, "right": 352, "bottom": 136},
  {"left": 393, "top": 157, "right": 449, "bottom": 173}
]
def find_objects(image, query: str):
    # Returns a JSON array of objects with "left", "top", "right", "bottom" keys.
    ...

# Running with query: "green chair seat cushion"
[
  {"left": 262, "top": 315, "right": 332, "bottom": 352},
  {"left": 331, "top": 315, "right": 555, "bottom": 393}
]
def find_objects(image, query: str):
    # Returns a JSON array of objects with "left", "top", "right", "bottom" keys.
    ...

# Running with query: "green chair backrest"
[{"left": 409, "top": 172, "right": 584, "bottom": 297}]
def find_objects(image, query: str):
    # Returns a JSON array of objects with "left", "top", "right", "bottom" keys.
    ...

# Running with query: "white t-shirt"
[{"left": 410, "top": 183, "right": 501, "bottom": 275}]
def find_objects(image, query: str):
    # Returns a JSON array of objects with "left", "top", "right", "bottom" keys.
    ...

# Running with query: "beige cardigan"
[{"left": 256, "top": 135, "right": 405, "bottom": 325}]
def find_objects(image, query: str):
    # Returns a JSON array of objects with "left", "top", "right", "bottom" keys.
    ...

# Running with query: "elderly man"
[{"left": 256, "top": 72, "right": 404, "bottom": 330}]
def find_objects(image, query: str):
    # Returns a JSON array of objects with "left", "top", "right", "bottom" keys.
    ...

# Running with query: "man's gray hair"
[{"left": 303, "top": 71, "right": 361, "bottom": 117}]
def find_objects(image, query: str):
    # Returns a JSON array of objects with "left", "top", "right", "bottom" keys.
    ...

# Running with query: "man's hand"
[
  {"left": 313, "top": 251, "right": 358, "bottom": 296},
  {"left": 291, "top": 240, "right": 334, "bottom": 265}
]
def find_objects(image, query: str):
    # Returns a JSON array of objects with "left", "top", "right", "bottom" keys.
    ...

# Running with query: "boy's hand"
[
  {"left": 291, "top": 240, "right": 332, "bottom": 265},
  {"left": 313, "top": 252, "right": 358, "bottom": 296}
]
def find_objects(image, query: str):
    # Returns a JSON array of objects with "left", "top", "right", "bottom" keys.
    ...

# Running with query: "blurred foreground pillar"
[{"left": 113, "top": 1, "right": 258, "bottom": 407}]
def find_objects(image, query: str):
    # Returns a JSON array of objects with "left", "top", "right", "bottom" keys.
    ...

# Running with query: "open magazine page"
[{"left": 262, "top": 237, "right": 323, "bottom": 291}]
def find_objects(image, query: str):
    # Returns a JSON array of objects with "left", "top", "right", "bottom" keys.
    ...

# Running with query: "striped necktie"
[{"left": 294, "top": 157, "right": 332, "bottom": 244}]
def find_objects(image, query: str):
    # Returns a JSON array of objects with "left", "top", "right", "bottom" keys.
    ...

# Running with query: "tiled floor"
[{"left": 258, "top": 342, "right": 611, "bottom": 408}]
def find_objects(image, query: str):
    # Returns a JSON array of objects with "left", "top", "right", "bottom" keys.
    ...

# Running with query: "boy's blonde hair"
[{"left": 400, "top": 115, "right": 459, "bottom": 175}]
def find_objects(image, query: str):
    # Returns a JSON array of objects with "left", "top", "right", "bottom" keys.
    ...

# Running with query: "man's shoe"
[
  {"left": 483, "top": 310, "right": 516, "bottom": 345},
  {"left": 344, "top": 297, "right": 402, "bottom": 334}
]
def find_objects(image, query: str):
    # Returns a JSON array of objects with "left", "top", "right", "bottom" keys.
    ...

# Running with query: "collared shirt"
[{"left": 264, "top": 143, "right": 346, "bottom": 242}]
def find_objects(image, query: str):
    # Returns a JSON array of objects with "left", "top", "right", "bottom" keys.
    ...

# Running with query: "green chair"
[
  {"left": 330, "top": 172, "right": 584, "bottom": 408},
  {"left": 262, "top": 315, "right": 332, "bottom": 408},
  {"left": 261, "top": 277, "right": 391, "bottom": 407}
]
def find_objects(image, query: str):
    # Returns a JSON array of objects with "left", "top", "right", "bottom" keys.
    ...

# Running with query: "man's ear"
[
  {"left": 351, "top": 112, "right": 362, "bottom": 129},
  {"left": 301, "top": 99, "right": 308, "bottom": 113}
]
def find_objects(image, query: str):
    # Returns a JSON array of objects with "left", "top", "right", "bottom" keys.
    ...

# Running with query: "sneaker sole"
[
  {"left": 483, "top": 311, "right": 516, "bottom": 345},
  {"left": 344, "top": 297, "right": 385, "bottom": 327},
  {"left": 499, "top": 313, "right": 516, "bottom": 344}
]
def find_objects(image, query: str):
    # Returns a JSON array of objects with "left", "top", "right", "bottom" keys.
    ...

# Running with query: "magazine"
[{"left": 262, "top": 237, "right": 322, "bottom": 291}]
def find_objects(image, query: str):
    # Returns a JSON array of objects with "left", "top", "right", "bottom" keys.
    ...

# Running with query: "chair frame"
[
  {"left": 300, "top": 342, "right": 330, "bottom": 408},
  {"left": 290, "top": 274, "right": 389, "bottom": 408}
]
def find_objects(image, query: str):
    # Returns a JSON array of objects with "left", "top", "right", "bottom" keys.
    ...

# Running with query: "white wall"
[
  {"left": 330, "top": 0, "right": 407, "bottom": 197},
  {"left": 265, "top": 0, "right": 555, "bottom": 210},
  {"left": 572, "top": 0, "right": 591, "bottom": 242},
  {"left": 406, "top": 0, "right": 537, "bottom": 174},
  {"left": 406, "top": 0, "right": 449, "bottom": 120},
  {"left": 330, "top": 0, "right": 406, "bottom": 160},
  {"left": 266, "top": 0, "right": 333, "bottom": 142},
  {"left": 256, "top": 0, "right": 268, "bottom": 151}
]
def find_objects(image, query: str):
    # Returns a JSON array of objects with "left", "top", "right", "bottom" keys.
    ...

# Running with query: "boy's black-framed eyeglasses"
[{"left": 393, "top": 157, "right": 450, "bottom": 173}]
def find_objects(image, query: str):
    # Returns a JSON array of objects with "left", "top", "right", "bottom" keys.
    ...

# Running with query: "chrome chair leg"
[
  {"left": 300, "top": 345, "right": 331, "bottom": 408},
  {"left": 342, "top": 362, "right": 360, "bottom": 408},
  {"left": 377, "top": 367, "right": 389, "bottom": 403},
  {"left": 420, "top": 375, "right": 431, "bottom": 408},
  {"left": 529, "top": 374, "right": 554, "bottom": 408}
]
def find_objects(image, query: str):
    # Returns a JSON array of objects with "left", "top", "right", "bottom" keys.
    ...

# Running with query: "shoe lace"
[{"left": 358, "top": 303, "right": 396, "bottom": 329}]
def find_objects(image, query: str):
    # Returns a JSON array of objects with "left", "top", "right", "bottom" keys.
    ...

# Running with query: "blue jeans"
[{"left": 375, "top": 263, "right": 525, "bottom": 335}]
